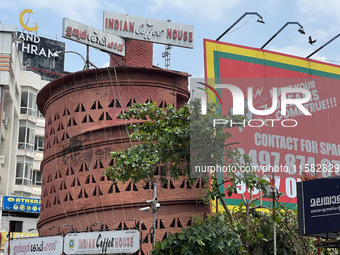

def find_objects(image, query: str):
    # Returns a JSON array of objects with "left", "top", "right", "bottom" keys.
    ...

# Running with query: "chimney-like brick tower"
[{"left": 37, "top": 40, "right": 208, "bottom": 253}]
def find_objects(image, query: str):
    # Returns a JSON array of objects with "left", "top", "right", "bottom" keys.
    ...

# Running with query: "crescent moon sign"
[{"left": 19, "top": 9, "right": 39, "bottom": 32}]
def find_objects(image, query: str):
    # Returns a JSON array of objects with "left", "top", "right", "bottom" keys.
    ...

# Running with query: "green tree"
[
  {"left": 151, "top": 213, "right": 246, "bottom": 255},
  {"left": 104, "top": 100, "right": 267, "bottom": 217},
  {"left": 104, "top": 100, "right": 285, "bottom": 253}
]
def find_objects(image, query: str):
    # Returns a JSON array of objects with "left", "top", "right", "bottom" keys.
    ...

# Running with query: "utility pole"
[
  {"left": 152, "top": 183, "right": 157, "bottom": 248},
  {"left": 140, "top": 181, "right": 160, "bottom": 250},
  {"left": 8, "top": 220, "right": 11, "bottom": 255}
]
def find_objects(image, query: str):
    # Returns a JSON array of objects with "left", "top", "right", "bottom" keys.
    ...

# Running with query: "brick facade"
[
  {"left": 37, "top": 65, "right": 209, "bottom": 253},
  {"left": 110, "top": 40, "right": 153, "bottom": 68}
]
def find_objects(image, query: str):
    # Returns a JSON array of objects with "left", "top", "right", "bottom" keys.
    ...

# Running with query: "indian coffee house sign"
[
  {"left": 62, "top": 18, "right": 126, "bottom": 56},
  {"left": 63, "top": 230, "right": 140, "bottom": 254},
  {"left": 4, "top": 236, "right": 63, "bottom": 255},
  {"left": 103, "top": 11, "right": 194, "bottom": 48}
]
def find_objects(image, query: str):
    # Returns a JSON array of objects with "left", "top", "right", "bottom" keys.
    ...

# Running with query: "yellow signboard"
[{"left": 0, "top": 232, "right": 38, "bottom": 250}]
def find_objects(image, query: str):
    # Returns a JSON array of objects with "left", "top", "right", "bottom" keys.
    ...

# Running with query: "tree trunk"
[{"left": 214, "top": 182, "right": 235, "bottom": 224}]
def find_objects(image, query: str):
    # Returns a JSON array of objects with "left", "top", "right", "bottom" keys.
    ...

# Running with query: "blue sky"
[{"left": 1, "top": 0, "right": 340, "bottom": 77}]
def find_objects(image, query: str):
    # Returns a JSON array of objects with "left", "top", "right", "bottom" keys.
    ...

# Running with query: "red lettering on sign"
[
  {"left": 129, "top": 22, "right": 134, "bottom": 32},
  {"left": 189, "top": 32, "right": 193, "bottom": 42},
  {"left": 66, "top": 26, "right": 72, "bottom": 37},
  {"left": 178, "top": 30, "right": 183, "bottom": 40},
  {"left": 80, "top": 30, "right": 86, "bottom": 39},
  {"left": 73, "top": 28, "right": 80, "bottom": 39},
  {"left": 183, "top": 31, "right": 188, "bottom": 41},
  {"left": 167, "top": 28, "right": 172, "bottom": 38},
  {"left": 115, "top": 20, "right": 119, "bottom": 30},
  {"left": 173, "top": 29, "right": 177, "bottom": 39},
  {"left": 123, "top": 21, "right": 128, "bottom": 32},
  {"left": 108, "top": 18, "right": 114, "bottom": 29}
]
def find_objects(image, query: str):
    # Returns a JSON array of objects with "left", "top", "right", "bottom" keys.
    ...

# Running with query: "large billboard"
[
  {"left": 201, "top": 39, "right": 340, "bottom": 208},
  {"left": 103, "top": 11, "right": 194, "bottom": 48},
  {"left": 16, "top": 31, "right": 65, "bottom": 81}
]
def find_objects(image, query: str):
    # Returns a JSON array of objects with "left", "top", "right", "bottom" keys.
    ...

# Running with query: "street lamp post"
[
  {"left": 28, "top": 228, "right": 39, "bottom": 235},
  {"left": 52, "top": 50, "right": 98, "bottom": 70},
  {"left": 49, "top": 226, "right": 60, "bottom": 235},
  {"left": 261, "top": 22, "right": 305, "bottom": 49},
  {"left": 216, "top": 12, "right": 265, "bottom": 41},
  {"left": 62, "top": 224, "right": 74, "bottom": 234},
  {"left": 139, "top": 182, "right": 160, "bottom": 249},
  {"left": 90, "top": 222, "right": 103, "bottom": 231}
]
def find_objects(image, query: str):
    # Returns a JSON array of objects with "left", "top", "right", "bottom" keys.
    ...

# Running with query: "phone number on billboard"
[{"left": 239, "top": 149, "right": 340, "bottom": 177}]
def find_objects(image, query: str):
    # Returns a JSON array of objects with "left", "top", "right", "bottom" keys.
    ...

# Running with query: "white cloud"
[
  {"left": 148, "top": 0, "right": 241, "bottom": 21},
  {"left": 267, "top": 45, "right": 313, "bottom": 58},
  {"left": 297, "top": 0, "right": 340, "bottom": 25},
  {"left": 267, "top": 45, "right": 329, "bottom": 62},
  {"left": 102, "top": 62, "right": 110, "bottom": 68},
  {"left": 11, "top": 0, "right": 124, "bottom": 27}
]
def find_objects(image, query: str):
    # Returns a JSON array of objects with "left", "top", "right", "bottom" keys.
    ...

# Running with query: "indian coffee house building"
[{"left": 37, "top": 12, "right": 208, "bottom": 253}]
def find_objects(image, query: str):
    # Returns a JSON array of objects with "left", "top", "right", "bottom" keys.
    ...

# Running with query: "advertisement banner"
[
  {"left": 297, "top": 177, "right": 340, "bottom": 238},
  {"left": 103, "top": 11, "right": 194, "bottom": 48},
  {"left": 0, "top": 232, "right": 38, "bottom": 251},
  {"left": 63, "top": 230, "right": 140, "bottom": 254},
  {"left": 16, "top": 31, "right": 65, "bottom": 81},
  {"left": 200, "top": 39, "right": 340, "bottom": 208},
  {"left": 3, "top": 196, "right": 41, "bottom": 213},
  {"left": 4, "top": 236, "right": 63, "bottom": 255},
  {"left": 62, "top": 18, "right": 126, "bottom": 56}
]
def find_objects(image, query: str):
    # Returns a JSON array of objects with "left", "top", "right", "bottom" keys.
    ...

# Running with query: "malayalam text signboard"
[
  {"left": 62, "top": 18, "right": 125, "bottom": 56},
  {"left": 3, "top": 196, "right": 41, "bottom": 213},
  {"left": 103, "top": 11, "right": 194, "bottom": 48},
  {"left": 63, "top": 230, "right": 140, "bottom": 254},
  {"left": 201, "top": 39, "right": 340, "bottom": 209},
  {"left": 297, "top": 177, "right": 340, "bottom": 238},
  {"left": 4, "top": 236, "right": 63, "bottom": 255},
  {"left": 0, "top": 232, "right": 38, "bottom": 251}
]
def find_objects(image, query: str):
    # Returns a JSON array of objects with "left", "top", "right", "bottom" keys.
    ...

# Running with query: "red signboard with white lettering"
[{"left": 204, "top": 39, "right": 340, "bottom": 208}]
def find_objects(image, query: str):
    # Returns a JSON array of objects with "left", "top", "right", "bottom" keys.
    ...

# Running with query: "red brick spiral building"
[{"left": 37, "top": 40, "right": 208, "bottom": 253}]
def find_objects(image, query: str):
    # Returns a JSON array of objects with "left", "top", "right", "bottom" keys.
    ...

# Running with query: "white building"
[{"left": 0, "top": 24, "right": 47, "bottom": 247}]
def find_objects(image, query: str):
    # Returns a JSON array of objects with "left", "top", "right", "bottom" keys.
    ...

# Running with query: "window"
[
  {"left": 20, "top": 87, "right": 37, "bottom": 117},
  {"left": 16, "top": 156, "right": 33, "bottom": 186},
  {"left": 10, "top": 221, "right": 23, "bottom": 232},
  {"left": 37, "top": 108, "right": 44, "bottom": 118},
  {"left": 32, "top": 171, "right": 42, "bottom": 186},
  {"left": 18, "top": 120, "right": 35, "bottom": 151},
  {"left": 34, "top": 137, "right": 44, "bottom": 152},
  {"left": 14, "top": 191, "right": 31, "bottom": 197}
]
